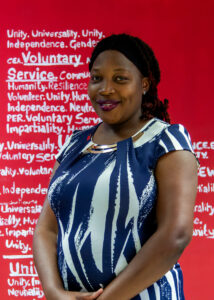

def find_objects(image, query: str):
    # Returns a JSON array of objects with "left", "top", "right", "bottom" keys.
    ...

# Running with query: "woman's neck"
[{"left": 92, "top": 118, "right": 150, "bottom": 145}]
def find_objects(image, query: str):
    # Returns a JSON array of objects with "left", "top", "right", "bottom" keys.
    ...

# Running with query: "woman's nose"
[{"left": 99, "top": 80, "right": 115, "bottom": 95}]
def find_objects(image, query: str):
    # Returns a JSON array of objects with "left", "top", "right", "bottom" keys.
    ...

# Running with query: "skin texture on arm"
[
  {"left": 97, "top": 150, "right": 198, "bottom": 300},
  {"left": 33, "top": 161, "right": 103, "bottom": 300}
]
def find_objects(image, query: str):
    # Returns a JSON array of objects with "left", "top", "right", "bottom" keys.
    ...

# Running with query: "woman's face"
[{"left": 88, "top": 50, "right": 149, "bottom": 127}]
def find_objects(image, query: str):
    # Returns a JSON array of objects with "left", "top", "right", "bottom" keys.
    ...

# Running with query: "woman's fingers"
[
  {"left": 88, "top": 288, "right": 103, "bottom": 299},
  {"left": 74, "top": 288, "right": 103, "bottom": 299}
]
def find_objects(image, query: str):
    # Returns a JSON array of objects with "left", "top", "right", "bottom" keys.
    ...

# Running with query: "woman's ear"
[{"left": 142, "top": 77, "right": 150, "bottom": 95}]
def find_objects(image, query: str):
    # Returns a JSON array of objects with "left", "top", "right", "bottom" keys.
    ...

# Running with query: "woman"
[{"left": 33, "top": 34, "right": 198, "bottom": 300}]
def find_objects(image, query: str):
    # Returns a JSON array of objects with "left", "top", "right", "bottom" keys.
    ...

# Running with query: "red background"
[{"left": 0, "top": 0, "right": 213, "bottom": 299}]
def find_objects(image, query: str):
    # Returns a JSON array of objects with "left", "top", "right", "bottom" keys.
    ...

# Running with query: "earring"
[{"left": 143, "top": 90, "right": 147, "bottom": 95}]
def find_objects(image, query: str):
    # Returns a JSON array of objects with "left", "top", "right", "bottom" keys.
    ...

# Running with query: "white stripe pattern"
[
  {"left": 154, "top": 282, "right": 161, "bottom": 300},
  {"left": 134, "top": 120, "right": 168, "bottom": 148},
  {"left": 55, "top": 135, "right": 74, "bottom": 160},
  {"left": 165, "top": 128, "right": 183, "bottom": 150},
  {"left": 139, "top": 288, "right": 150, "bottom": 299},
  {"left": 159, "top": 139, "right": 168, "bottom": 153},
  {"left": 173, "top": 266, "right": 181, "bottom": 300},
  {"left": 114, "top": 230, "right": 131, "bottom": 275},
  {"left": 88, "top": 160, "right": 114, "bottom": 272},
  {"left": 126, "top": 153, "right": 141, "bottom": 252},
  {"left": 165, "top": 270, "right": 177, "bottom": 300},
  {"left": 59, "top": 184, "right": 88, "bottom": 290},
  {"left": 111, "top": 167, "right": 121, "bottom": 271},
  {"left": 179, "top": 124, "right": 194, "bottom": 152}
]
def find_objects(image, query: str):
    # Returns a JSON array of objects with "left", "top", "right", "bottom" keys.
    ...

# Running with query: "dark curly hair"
[{"left": 89, "top": 34, "right": 170, "bottom": 123}]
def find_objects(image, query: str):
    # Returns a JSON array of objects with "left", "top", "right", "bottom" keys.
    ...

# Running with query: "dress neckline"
[
  {"left": 91, "top": 118, "right": 155, "bottom": 146},
  {"left": 84, "top": 118, "right": 156, "bottom": 154}
]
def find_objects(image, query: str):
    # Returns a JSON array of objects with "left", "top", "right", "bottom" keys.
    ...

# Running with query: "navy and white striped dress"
[{"left": 48, "top": 118, "right": 195, "bottom": 300}]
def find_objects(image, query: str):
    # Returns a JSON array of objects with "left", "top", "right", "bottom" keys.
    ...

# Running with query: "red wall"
[{"left": 0, "top": 1, "right": 213, "bottom": 299}]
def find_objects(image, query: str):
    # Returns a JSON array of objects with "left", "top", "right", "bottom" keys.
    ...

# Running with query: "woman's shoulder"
[
  {"left": 149, "top": 118, "right": 193, "bottom": 149},
  {"left": 134, "top": 118, "right": 170, "bottom": 148},
  {"left": 135, "top": 118, "right": 192, "bottom": 146},
  {"left": 149, "top": 118, "right": 197, "bottom": 167},
  {"left": 144, "top": 117, "right": 170, "bottom": 137},
  {"left": 134, "top": 118, "right": 197, "bottom": 166}
]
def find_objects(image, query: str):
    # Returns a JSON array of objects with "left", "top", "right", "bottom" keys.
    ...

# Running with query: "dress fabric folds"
[{"left": 48, "top": 118, "right": 195, "bottom": 300}]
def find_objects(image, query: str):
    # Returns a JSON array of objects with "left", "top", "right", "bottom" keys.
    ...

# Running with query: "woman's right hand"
[
  {"left": 47, "top": 288, "right": 103, "bottom": 300},
  {"left": 71, "top": 288, "right": 103, "bottom": 299}
]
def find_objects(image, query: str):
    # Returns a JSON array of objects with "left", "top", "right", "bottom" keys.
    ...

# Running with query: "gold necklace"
[{"left": 84, "top": 131, "right": 144, "bottom": 154}]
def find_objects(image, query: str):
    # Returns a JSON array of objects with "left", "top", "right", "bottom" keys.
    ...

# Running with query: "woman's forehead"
[{"left": 91, "top": 50, "right": 139, "bottom": 71}]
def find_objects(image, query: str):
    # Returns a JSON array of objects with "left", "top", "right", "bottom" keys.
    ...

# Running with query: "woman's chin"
[{"left": 99, "top": 117, "right": 122, "bottom": 126}]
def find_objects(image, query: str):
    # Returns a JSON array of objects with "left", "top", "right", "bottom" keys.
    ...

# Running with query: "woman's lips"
[{"left": 96, "top": 100, "right": 120, "bottom": 111}]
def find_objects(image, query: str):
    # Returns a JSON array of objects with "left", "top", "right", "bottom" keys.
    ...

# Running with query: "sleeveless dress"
[{"left": 48, "top": 118, "right": 196, "bottom": 300}]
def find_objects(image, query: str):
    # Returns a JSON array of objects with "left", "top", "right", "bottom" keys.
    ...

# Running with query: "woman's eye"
[
  {"left": 90, "top": 75, "right": 101, "bottom": 82},
  {"left": 115, "top": 76, "right": 128, "bottom": 82}
]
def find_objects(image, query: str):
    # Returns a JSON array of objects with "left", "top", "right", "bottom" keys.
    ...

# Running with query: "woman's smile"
[{"left": 96, "top": 99, "right": 121, "bottom": 111}]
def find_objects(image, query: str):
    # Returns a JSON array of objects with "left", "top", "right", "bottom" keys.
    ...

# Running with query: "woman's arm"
[
  {"left": 33, "top": 161, "right": 103, "bottom": 300},
  {"left": 97, "top": 150, "right": 198, "bottom": 300}
]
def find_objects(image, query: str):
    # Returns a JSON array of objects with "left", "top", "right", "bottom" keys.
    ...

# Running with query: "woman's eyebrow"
[
  {"left": 91, "top": 67, "right": 129, "bottom": 72},
  {"left": 113, "top": 68, "right": 129, "bottom": 71}
]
